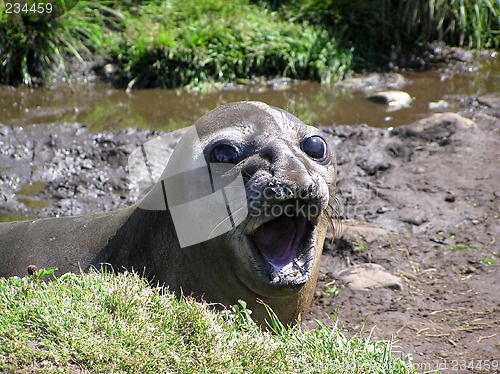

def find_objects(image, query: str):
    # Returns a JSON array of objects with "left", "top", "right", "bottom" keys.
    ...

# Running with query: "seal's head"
[
  {"left": 193, "top": 101, "right": 336, "bottom": 323},
  {"left": 138, "top": 101, "right": 336, "bottom": 325}
]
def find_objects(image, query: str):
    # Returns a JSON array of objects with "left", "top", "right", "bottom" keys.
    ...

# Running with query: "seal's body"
[{"left": 0, "top": 102, "right": 336, "bottom": 325}]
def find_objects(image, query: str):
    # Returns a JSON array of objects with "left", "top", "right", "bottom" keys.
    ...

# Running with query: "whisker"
[{"left": 325, "top": 195, "right": 341, "bottom": 238}]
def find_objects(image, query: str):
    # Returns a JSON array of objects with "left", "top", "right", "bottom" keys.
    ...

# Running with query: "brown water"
[
  {"left": 0, "top": 54, "right": 499, "bottom": 131},
  {"left": 16, "top": 182, "right": 48, "bottom": 209}
]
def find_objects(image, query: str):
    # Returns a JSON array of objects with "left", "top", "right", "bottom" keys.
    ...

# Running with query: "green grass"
[
  {"left": 355, "top": 243, "right": 366, "bottom": 253},
  {"left": 1, "top": 0, "right": 499, "bottom": 88},
  {"left": 322, "top": 282, "right": 343, "bottom": 298},
  {"left": 0, "top": 267, "right": 416, "bottom": 373},
  {"left": 118, "top": 0, "right": 352, "bottom": 89},
  {"left": 449, "top": 244, "right": 469, "bottom": 252},
  {"left": 265, "top": 0, "right": 500, "bottom": 69},
  {"left": 0, "top": 0, "right": 352, "bottom": 88},
  {"left": 481, "top": 256, "right": 498, "bottom": 265},
  {"left": 0, "top": 1, "right": 123, "bottom": 85}
]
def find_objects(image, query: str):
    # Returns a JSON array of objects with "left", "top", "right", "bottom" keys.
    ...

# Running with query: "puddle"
[
  {"left": 0, "top": 53, "right": 498, "bottom": 131},
  {"left": 17, "top": 198, "right": 48, "bottom": 209},
  {"left": 0, "top": 213, "right": 34, "bottom": 222},
  {"left": 17, "top": 181, "right": 46, "bottom": 196},
  {"left": 15, "top": 182, "right": 49, "bottom": 210}
]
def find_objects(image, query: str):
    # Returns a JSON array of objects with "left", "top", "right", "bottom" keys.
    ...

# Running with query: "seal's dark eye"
[
  {"left": 301, "top": 136, "right": 327, "bottom": 160},
  {"left": 210, "top": 144, "right": 239, "bottom": 163}
]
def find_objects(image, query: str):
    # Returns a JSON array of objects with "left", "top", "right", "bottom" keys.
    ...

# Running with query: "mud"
[
  {"left": 306, "top": 99, "right": 500, "bottom": 372},
  {"left": 1, "top": 94, "right": 499, "bottom": 372}
]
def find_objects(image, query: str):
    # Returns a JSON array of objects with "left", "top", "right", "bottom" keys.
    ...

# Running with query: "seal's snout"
[
  {"left": 266, "top": 185, "right": 324, "bottom": 217},
  {"left": 270, "top": 184, "right": 316, "bottom": 201}
]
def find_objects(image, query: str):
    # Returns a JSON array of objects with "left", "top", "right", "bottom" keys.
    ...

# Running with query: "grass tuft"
[
  {"left": 0, "top": 1, "right": 124, "bottom": 86},
  {"left": 0, "top": 267, "right": 417, "bottom": 373}
]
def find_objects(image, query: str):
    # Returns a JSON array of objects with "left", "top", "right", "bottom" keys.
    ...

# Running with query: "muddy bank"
[
  {"left": 1, "top": 95, "right": 499, "bottom": 371},
  {"left": 307, "top": 102, "right": 500, "bottom": 371},
  {"left": 0, "top": 123, "right": 161, "bottom": 220}
]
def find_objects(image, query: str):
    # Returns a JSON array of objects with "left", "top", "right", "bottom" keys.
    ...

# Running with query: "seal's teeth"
[{"left": 268, "top": 262, "right": 308, "bottom": 284}]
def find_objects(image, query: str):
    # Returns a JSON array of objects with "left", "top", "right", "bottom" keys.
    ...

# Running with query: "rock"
[
  {"left": 104, "top": 64, "right": 118, "bottom": 76},
  {"left": 335, "top": 263, "right": 402, "bottom": 291},
  {"left": 474, "top": 113, "right": 500, "bottom": 132},
  {"left": 336, "top": 73, "right": 407, "bottom": 92},
  {"left": 358, "top": 159, "right": 391, "bottom": 176},
  {"left": 478, "top": 93, "right": 500, "bottom": 108},
  {"left": 265, "top": 77, "right": 293, "bottom": 90},
  {"left": 406, "top": 112, "right": 476, "bottom": 131},
  {"left": 400, "top": 213, "right": 428, "bottom": 226},
  {"left": 428, "top": 100, "right": 449, "bottom": 110},
  {"left": 366, "top": 90, "right": 413, "bottom": 109},
  {"left": 444, "top": 191, "right": 455, "bottom": 202},
  {"left": 393, "top": 112, "right": 477, "bottom": 144},
  {"left": 339, "top": 220, "right": 391, "bottom": 248}
]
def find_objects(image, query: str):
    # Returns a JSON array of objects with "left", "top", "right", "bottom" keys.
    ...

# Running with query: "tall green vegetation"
[
  {"left": 0, "top": 1, "right": 124, "bottom": 85},
  {"left": 262, "top": 0, "right": 500, "bottom": 68},
  {"left": 0, "top": 0, "right": 352, "bottom": 88},
  {"left": 113, "top": 0, "right": 352, "bottom": 88},
  {"left": 0, "top": 7, "right": 62, "bottom": 86},
  {"left": 1, "top": 0, "right": 499, "bottom": 87},
  {"left": 400, "top": 0, "right": 500, "bottom": 49}
]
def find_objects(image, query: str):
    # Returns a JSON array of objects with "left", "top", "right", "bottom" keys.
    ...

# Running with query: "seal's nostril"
[{"left": 267, "top": 185, "right": 319, "bottom": 201}]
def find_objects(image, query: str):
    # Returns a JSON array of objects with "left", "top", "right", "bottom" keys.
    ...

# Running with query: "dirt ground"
[
  {"left": 1, "top": 94, "right": 499, "bottom": 373},
  {"left": 304, "top": 99, "right": 500, "bottom": 373}
]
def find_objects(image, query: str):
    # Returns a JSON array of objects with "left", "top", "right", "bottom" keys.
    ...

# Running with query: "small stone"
[
  {"left": 27, "top": 265, "right": 38, "bottom": 275},
  {"left": 104, "top": 63, "right": 118, "bottom": 76},
  {"left": 339, "top": 220, "right": 391, "bottom": 248},
  {"left": 393, "top": 112, "right": 477, "bottom": 146},
  {"left": 444, "top": 191, "right": 455, "bottom": 202},
  {"left": 81, "top": 159, "right": 93, "bottom": 170},
  {"left": 428, "top": 100, "right": 449, "bottom": 110},
  {"left": 401, "top": 213, "right": 428, "bottom": 226},
  {"left": 335, "top": 263, "right": 402, "bottom": 291},
  {"left": 478, "top": 93, "right": 500, "bottom": 108},
  {"left": 366, "top": 90, "right": 413, "bottom": 109}
]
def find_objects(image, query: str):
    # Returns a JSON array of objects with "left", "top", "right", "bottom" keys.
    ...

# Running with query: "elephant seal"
[{"left": 0, "top": 101, "right": 336, "bottom": 325}]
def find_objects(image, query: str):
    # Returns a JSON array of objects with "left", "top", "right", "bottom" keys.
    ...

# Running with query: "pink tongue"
[{"left": 252, "top": 215, "right": 307, "bottom": 269}]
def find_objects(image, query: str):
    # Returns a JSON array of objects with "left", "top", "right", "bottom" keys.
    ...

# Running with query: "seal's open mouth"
[
  {"left": 247, "top": 202, "right": 318, "bottom": 287},
  {"left": 251, "top": 215, "right": 308, "bottom": 270}
]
